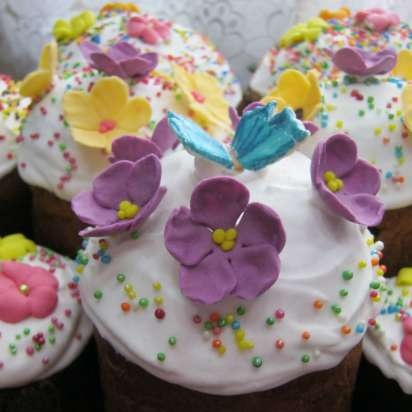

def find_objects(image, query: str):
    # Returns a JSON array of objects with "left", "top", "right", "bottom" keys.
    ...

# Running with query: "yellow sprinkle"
[
  {"left": 335, "top": 120, "right": 344, "bottom": 129},
  {"left": 225, "top": 314, "right": 234, "bottom": 324},
  {"left": 374, "top": 127, "right": 382, "bottom": 136},
  {"left": 152, "top": 282, "right": 162, "bottom": 291},
  {"left": 218, "top": 345, "right": 226, "bottom": 355},
  {"left": 235, "top": 329, "right": 245, "bottom": 342},
  {"left": 154, "top": 296, "right": 164, "bottom": 305},
  {"left": 367, "top": 237, "right": 374, "bottom": 246},
  {"left": 237, "top": 340, "right": 255, "bottom": 350},
  {"left": 395, "top": 313, "right": 402, "bottom": 321},
  {"left": 388, "top": 123, "right": 397, "bottom": 132},
  {"left": 401, "top": 287, "right": 410, "bottom": 297},
  {"left": 376, "top": 268, "right": 384, "bottom": 276},
  {"left": 358, "top": 260, "right": 367, "bottom": 269},
  {"left": 76, "top": 265, "right": 84, "bottom": 274},
  {"left": 326, "top": 104, "right": 336, "bottom": 112}
]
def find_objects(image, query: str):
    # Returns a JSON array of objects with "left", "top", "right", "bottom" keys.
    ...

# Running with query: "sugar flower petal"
[
  {"left": 110, "top": 136, "right": 161, "bottom": 163},
  {"left": 0, "top": 234, "right": 36, "bottom": 260},
  {"left": 116, "top": 97, "right": 152, "bottom": 131},
  {"left": 126, "top": 154, "right": 161, "bottom": 206},
  {"left": 402, "top": 83, "right": 412, "bottom": 132},
  {"left": 342, "top": 159, "right": 381, "bottom": 195},
  {"left": 190, "top": 177, "right": 249, "bottom": 229},
  {"left": 333, "top": 47, "right": 397, "bottom": 76},
  {"left": 93, "top": 161, "right": 133, "bottom": 208},
  {"left": 164, "top": 207, "right": 214, "bottom": 266},
  {"left": 231, "top": 245, "right": 281, "bottom": 300},
  {"left": 151, "top": 117, "right": 179, "bottom": 154},
  {"left": 180, "top": 253, "right": 237, "bottom": 304},
  {"left": 237, "top": 203, "right": 286, "bottom": 251},
  {"left": 392, "top": 50, "right": 412, "bottom": 81}
]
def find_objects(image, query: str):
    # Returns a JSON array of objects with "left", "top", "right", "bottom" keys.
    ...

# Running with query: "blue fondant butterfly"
[{"left": 167, "top": 102, "right": 309, "bottom": 171}]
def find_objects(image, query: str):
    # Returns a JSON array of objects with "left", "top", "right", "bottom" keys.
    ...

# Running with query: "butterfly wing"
[
  {"left": 232, "top": 103, "right": 309, "bottom": 171},
  {"left": 167, "top": 112, "right": 233, "bottom": 169}
]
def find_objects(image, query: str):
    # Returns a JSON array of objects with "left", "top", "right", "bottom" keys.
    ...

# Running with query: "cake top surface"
[
  {"left": 363, "top": 271, "right": 412, "bottom": 394},
  {"left": 0, "top": 75, "right": 30, "bottom": 178},
  {"left": 249, "top": 7, "right": 411, "bottom": 96},
  {"left": 74, "top": 105, "right": 386, "bottom": 394},
  {"left": 0, "top": 234, "right": 92, "bottom": 388},
  {"left": 17, "top": 3, "right": 242, "bottom": 201}
]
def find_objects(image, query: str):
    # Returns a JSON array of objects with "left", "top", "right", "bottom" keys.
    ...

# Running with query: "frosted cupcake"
[
  {"left": 353, "top": 268, "right": 411, "bottom": 411},
  {"left": 289, "top": 46, "right": 412, "bottom": 277},
  {"left": 0, "top": 75, "right": 31, "bottom": 235},
  {"left": 17, "top": 2, "right": 242, "bottom": 257},
  {"left": 72, "top": 102, "right": 385, "bottom": 411},
  {"left": 0, "top": 234, "right": 98, "bottom": 412},
  {"left": 247, "top": 7, "right": 411, "bottom": 102}
]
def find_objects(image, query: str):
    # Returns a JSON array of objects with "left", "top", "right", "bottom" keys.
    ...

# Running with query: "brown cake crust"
[
  {"left": 0, "top": 169, "right": 32, "bottom": 236},
  {"left": 375, "top": 205, "right": 412, "bottom": 277},
  {"left": 0, "top": 341, "right": 102, "bottom": 412},
  {"left": 30, "top": 186, "right": 85, "bottom": 258},
  {"left": 96, "top": 331, "right": 361, "bottom": 412}
]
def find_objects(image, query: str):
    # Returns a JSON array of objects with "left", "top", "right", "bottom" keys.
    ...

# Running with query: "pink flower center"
[
  {"left": 191, "top": 90, "right": 205, "bottom": 104},
  {"left": 19, "top": 283, "right": 30, "bottom": 296},
  {"left": 99, "top": 119, "right": 117, "bottom": 134}
]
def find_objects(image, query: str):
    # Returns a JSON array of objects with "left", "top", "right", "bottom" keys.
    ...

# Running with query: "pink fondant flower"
[
  {"left": 0, "top": 262, "right": 58, "bottom": 324},
  {"left": 72, "top": 154, "right": 166, "bottom": 237},
  {"left": 127, "top": 15, "right": 171, "bottom": 45},
  {"left": 355, "top": 8, "right": 400, "bottom": 32},
  {"left": 164, "top": 177, "right": 286, "bottom": 304},
  {"left": 311, "top": 134, "right": 384, "bottom": 226},
  {"left": 401, "top": 316, "right": 412, "bottom": 366},
  {"left": 79, "top": 40, "right": 158, "bottom": 80}
]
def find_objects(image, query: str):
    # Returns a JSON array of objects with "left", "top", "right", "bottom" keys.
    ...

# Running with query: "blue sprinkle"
[
  {"left": 101, "top": 255, "right": 112, "bottom": 264},
  {"left": 355, "top": 324, "right": 365, "bottom": 334},
  {"left": 385, "top": 171, "right": 393, "bottom": 179},
  {"left": 231, "top": 320, "right": 241, "bottom": 330},
  {"left": 73, "top": 276, "right": 80, "bottom": 284}
]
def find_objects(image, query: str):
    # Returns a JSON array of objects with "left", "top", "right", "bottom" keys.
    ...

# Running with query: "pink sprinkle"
[{"left": 275, "top": 309, "right": 285, "bottom": 320}]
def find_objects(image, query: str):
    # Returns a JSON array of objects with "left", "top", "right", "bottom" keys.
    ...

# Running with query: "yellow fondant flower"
[
  {"left": 53, "top": 11, "right": 95, "bottom": 42},
  {"left": 62, "top": 76, "right": 152, "bottom": 151},
  {"left": 392, "top": 50, "right": 412, "bottom": 81},
  {"left": 401, "top": 83, "right": 412, "bottom": 132},
  {"left": 319, "top": 7, "right": 351, "bottom": 21},
  {"left": 396, "top": 267, "right": 412, "bottom": 286},
  {"left": 173, "top": 64, "right": 230, "bottom": 132},
  {"left": 100, "top": 2, "right": 140, "bottom": 13},
  {"left": 262, "top": 69, "right": 321, "bottom": 120},
  {"left": 0, "top": 234, "right": 36, "bottom": 260},
  {"left": 20, "top": 41, "right": 57, "bottom": 100},
  {"left": 279, "top": 18, "right": 329, "bottom": 48}
]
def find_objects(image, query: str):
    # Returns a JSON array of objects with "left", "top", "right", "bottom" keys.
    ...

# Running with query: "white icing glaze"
[
  {"left": 363, "top": 277, "right": 412, "bottom": 394},
  {"left": 78, "top": 149, "right": 384, "bottom": 395},
  {"left": 0, "top": 246, "right": 92, "bottom": 388},
  {"left": 0, "top": 77, "right": 30, "bottom": 180},
  {"left": 302, "top": 76, "right": 412, "bottom": 211},
  {"left": 249, "top": 15, "right": 411, "bottom": 95},
  {"left": 18, "top": 9, "right": 242, "bottom": 202}
]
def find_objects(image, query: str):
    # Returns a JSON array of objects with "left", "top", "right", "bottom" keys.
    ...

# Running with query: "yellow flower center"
[
  {"left": 99, "top": 119, "right": 117, "bottom": 133},
  {"left": 191, "top": 90, "right": 205, "bottom": 104},
  {"left": 323, "top": 171, "right": 344, "bottom": 192},
  {"left": 212, "top": 228, "right": 237, "bottom": 252},
  {"left": 19, "top": 284, "right": 30, "bottom": 296},
  {"left": 117, "top": 200, "right": 140, "bottom": 220}
]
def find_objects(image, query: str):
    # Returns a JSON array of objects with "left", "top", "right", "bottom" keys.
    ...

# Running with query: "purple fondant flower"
[
  {"left": 79, "top": 40, "right": 158, "bottom": 80},
  {"left": 110, "top": 117, "right": 178, "bottom": 163},
  {"left": 333, "top": 47, "right": 397, "bottom": 76},
  {"left": 72, "top": 154, "right": 166, "bottom": 237},
  {"left": 164, "top": 177, "right": 286, "bottom": 304},
  {"left": 311, "top": 134, "right": 384, "bottom": 226}
]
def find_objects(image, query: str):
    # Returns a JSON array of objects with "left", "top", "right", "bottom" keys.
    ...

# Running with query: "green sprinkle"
[
  {"left": 58, "top": 143, "right": 67, "bottom": 151},
  {"left": 339, "top": 289, "right": 349, "bottom": 297},
  {"left": 204, "top": 320, "right": 213, "bottom": 330},
  {"left": 48, "top": 326, "right": 55, "bottom": 334},
  {"left": 157, "top": 352, "right": 166, "bottom": 362},
  {"left": 139, "top": 298, "right": 149, "bottom": 308},
  {"left": 252, "top": 356, "right": 263, "bottom": 368},
  {"left": 236, "top": 305, "right": 246, "bottom": 316},
  {"left": 15, "top": 334, "right": 21, "bottom": 341},
  {"left": 168, "top": 336, "right": 177, "bottom": 346},
  {"left": 331, "top": 304, "right": 342, "bottom": 315},
  {"left": 342, "top": 270, "right": 353, "bottom": 281},
  {"left": 358, "top": 109, "right": 365, "bottom": 117},
  {"left": 301, "top": 354, "right": 311, "bottom": 363},
  {"left": 370, "top": 281, "right": 380, "bottom": 289},
  {"left": 266, "top": 316, "right": 275, "bottom": 326},
  {"left": 218, "top": 318, "right": 227, "bottom": 327},
  {"left": 116, "top": 273, "right": 126, "bottom": 283},
  {"left": 49, "top": 336, "right": 56, "bottom": 345},
  {"left": 23, "top": 328, "right": 30, "bottom": 336},
  {"left": 34, "top": 343, "right": 42, "bottom": 351},
  {"left": 131, "top": 231, "right": 139, "bottom": 240},
  {"left": 9, "top": 344, "right": 17, "bottom": 355},
  {"left": 94, "top": 290, "right": 103, "bottom": 300}
]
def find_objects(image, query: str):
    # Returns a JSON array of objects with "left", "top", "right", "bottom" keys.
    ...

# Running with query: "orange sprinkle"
[
  {"left": 121, "top": 302, "right": 131, "bottom": 312},
  {"left": 371, "top": 257, "right": 379, "bottom": 266},
  {"left": 390, "top": 344, "right": 398, "bottom": 351},
  {"left": 313, "top": 299, "right": 324, "bottom": 310},
  {"left": 302, "top": 331, "right": 311, "bottom": 340},
  {"left": 341, "top": 325, "right": 351, "bottom": 335}
]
